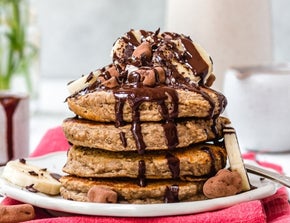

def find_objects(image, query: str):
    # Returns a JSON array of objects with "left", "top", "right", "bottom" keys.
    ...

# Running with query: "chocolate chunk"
[
  {"left": 25, "top": 184, "right": 38, "bottom": 193},
  {"left": 19, "top": 158, "right": 26, "bottom": 164},
  {"left": 28, "top": 171, "right": 38, "bottom": 176},
  {"left": 50, "top": 173, "right": 62, "bottom": 182}
]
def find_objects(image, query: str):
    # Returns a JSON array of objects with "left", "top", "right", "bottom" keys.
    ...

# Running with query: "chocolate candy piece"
[{"left": 87, "top": 186, "right": 118, "bottom": 203}]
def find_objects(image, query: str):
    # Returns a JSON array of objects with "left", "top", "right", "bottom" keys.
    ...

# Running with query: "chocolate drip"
[
  {"left": 214, "top": 89, "right": 227, "bottom": 115},
  {"left": 158, "top": 90, "right": 179, "bottom": 150},
  {"left": 162, "top": 121, "right": 179, "bottom": 150},
  {"left": 138, "top": 160, "right": 146, "bottom": 187},
  {"left": 19, "top": 158, "right": 26, "bottom": 164},
  {"left": 218, "top": 149, "right": 227, "bottom": 169},
  {"left": 180, "top": 37, "right": 209, "bottom": 82},
  {"left": 131, "top": 121, "right": 146, "bottom": 154},
  {"left": 123, "top": 30, "right": 141, "bottom": 47},
  {"left": 206, "top": 87, "right": 228, "bottom": 139},
  {"left": 86, "top": 72, "right": 94, "bottom": 83},
  {"left": 50, "top": 173, "right": 62, "bottom": 182},
  {"left": 211, "top": 116, "right": 219, "bottom": 141},
  {"left": 201, "top": 146, "right": 217, "bottom": 176},
  {"left": 28, "top": 171, "right": 38, "bottom": 176},
  {"left": 25, "top": 184, "right": 38, "bottom": 193},
  {"left": 166, "top": 152, "right": 180, "bottom": 179},
  {"left": 119, "top": 132, "right": 127, "bottom": 148},
  {"left": 164, "top": 185, "right": 179, "bottom": 203},
  {"left": 197, "top": 88, "right": 216, "bottom": 119},
  {"left": 114, "top": 95, "right": 127, "bottom": 127},
  {"left": 0, "top": 96, "right": 20, "bottom": 162},
  {"left": 114, "top": 86, "right": 179, "bottom": 154},
  {"left": 223, "top": 125, "right": 235, "bottom": 133}
]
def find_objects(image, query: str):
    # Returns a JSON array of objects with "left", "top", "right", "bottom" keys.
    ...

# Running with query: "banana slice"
[
  {"left": 67, "top": 69, "right": 101, "bottom": 95},
  {"left": 223, "top": 125, "right": 251, "bottom": 191},
  {"left": 2, "top": 159, "right": 61, "bottom": 195}
]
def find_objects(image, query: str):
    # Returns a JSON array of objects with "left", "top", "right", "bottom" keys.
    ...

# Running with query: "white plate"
[{"left": 0, "top": 152, "right": 277, "bottom": 217}]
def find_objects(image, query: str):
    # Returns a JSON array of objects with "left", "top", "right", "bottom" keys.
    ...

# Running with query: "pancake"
[
  {"left": 67, "top": 87, "right": 227, "bottom": 123},
  {"left": 62, "top": 116, "right": 229, "bottom": 152},
  {"left": 60, "top": 176, "right": 207, "bottom": 204},
  {"left": 62, "top": 144, "right": 227, "bottom": 179}
]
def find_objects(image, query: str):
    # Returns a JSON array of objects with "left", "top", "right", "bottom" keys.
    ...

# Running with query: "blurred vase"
[
  {"left": 165, "top": 0, "right": 272, "bottom": 91},
  {"left": 0, "top": 0, "right": 40, "bottom": 113},
  {"left": 0, "top": 91, "right": 29, "bottom": 165}
]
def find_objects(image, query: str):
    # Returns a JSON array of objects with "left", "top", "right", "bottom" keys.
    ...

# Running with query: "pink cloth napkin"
[{"left": 2, "top": 126, "right": 290, "bottom": 223}]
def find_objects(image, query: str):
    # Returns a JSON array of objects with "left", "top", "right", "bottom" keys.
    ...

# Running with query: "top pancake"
[{"left": 67, "top": 86, "right": 226, "bottom": 123}]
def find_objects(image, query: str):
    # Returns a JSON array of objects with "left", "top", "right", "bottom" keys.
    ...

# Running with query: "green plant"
[{"left": 0, "top": 0, "right": 38, "bottom": 91}]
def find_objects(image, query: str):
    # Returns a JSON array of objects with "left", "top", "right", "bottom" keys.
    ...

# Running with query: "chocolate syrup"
[
  {"left": 209, "top": 88, "right": 228, "bottom": 139},
  {"left": 119, "top": 132, "right": 127, "bottom": 148},
  {"left": 180, "top": 37, "right": 209, "bottom": 82},
  {"left": 0, "top": 96, "right": 21, "bottom": 162},
  {"left": 138, "top": 160, "right": 146, "bottom": 187},
  {"left": 164, "top": 185, "right": 179, "bottom": 203},
  {"left": 162, "top": 121, "right": 179, "bottom": 150},
  {"left": 50, "top": 173, "right": 62, "bottom": 182},
  {"left": 25, "top": 184, "right": 38, "bottom": 193},
  {"left": 19, "top": 158, "right": 26, "bottom": 164},
  {"left": 223, "top": 125, "right": 235, "bottom": 134},
  {"left": 114, "top": 86, "right": 179, "bottom": 154},
  {"left": 28, "top": 170, "right": 38, "bottom": 176},
  {"left": 218, "top": 149, "right": 227, "bottom": 168},
  {"left": 123, "top": 30, "right": 141, "bottom": 47},
  {"left": 166, "top": 152, "right": 180, "bottom": 179},
  {"left": 201, "top": 146, "right": 217, "bottom": 176}
]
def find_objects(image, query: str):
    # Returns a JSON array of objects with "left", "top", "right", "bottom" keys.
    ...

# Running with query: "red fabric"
[
  {"left": 29, "top": 126, "right": 70, "bottom": 157},
  {"left": 2, "top": 126, "right": 290, "bottom": 222}
]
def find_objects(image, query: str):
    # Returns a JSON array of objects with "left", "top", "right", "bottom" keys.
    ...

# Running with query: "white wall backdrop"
[
  {"left": 271, "top": 0, "right": 290, "bottom": 62},
  {"left": 32, "top": 0, "right": 166, "bottom": 79}
]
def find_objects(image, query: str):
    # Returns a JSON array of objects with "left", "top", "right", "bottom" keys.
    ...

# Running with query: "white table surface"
[{"left": 1, "top": 78, "right": 290, "bottom": 202}]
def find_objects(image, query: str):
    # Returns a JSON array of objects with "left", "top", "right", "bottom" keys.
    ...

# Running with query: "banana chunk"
[
  {"left": 2, "top": 159, "right": 61, "bottom": 195},
  {"left": 223, "top": 125, "right": 251, "bottom": 191},
  {"left": 67, "top": 69, "right": 100, "bottom": 95}
]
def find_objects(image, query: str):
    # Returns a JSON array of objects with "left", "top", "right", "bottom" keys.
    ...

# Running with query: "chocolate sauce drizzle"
[
  {"left": 119, "top": 132, "right": 127, "bottom": 148},
  {"left": 218, "top": 149, "right": 227, "bottom": 169},
  {"left": 0, "top": 96, "right": 20, "bottom": 163},
  {"left": 25, "top": 184, "right": 38, "bottom": 193},
  {"left": 50, "top": 173, "right": 62, "bottom": 182},
  {"left": 137, "top": 160, "right": 146, "bottom": 187},
  {"left": 165, "top": 152, "right": 180, "bottom": 179},
  {"left": 19, "top": 158, "right": 26, "bottom": 164},
  {"left": 201, "top": 146, "right": 218, "bottom": 176},
  {"left": 180, "top": 37, "right": 209, "bottom": 82},
  {"left": 164, "top": 185, "right": 179, "bottom": 203},
  {"left": 114, "top": 86, "right": 179, "bottom": 154}
]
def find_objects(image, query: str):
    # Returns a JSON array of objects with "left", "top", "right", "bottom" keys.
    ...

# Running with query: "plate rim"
[{"left": 0, "top": 151, "right": 278, "bottom": 217}]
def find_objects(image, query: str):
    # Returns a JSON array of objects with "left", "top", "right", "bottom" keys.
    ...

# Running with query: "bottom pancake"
[{"left": 60, "top": 176, "right": 207, "bottom": 204}]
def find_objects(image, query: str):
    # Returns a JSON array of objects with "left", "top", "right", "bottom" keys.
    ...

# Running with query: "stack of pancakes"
[{"left": 60, "top": 29, "right": 229, "bottom": 204}]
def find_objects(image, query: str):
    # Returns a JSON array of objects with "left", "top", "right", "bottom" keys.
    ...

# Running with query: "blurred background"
[
  {"left": 1, "top": 0, "right": 290, "bottom": 151},
  {"left": 32, "top": 0, "right": 289, "bottom": 84}
]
